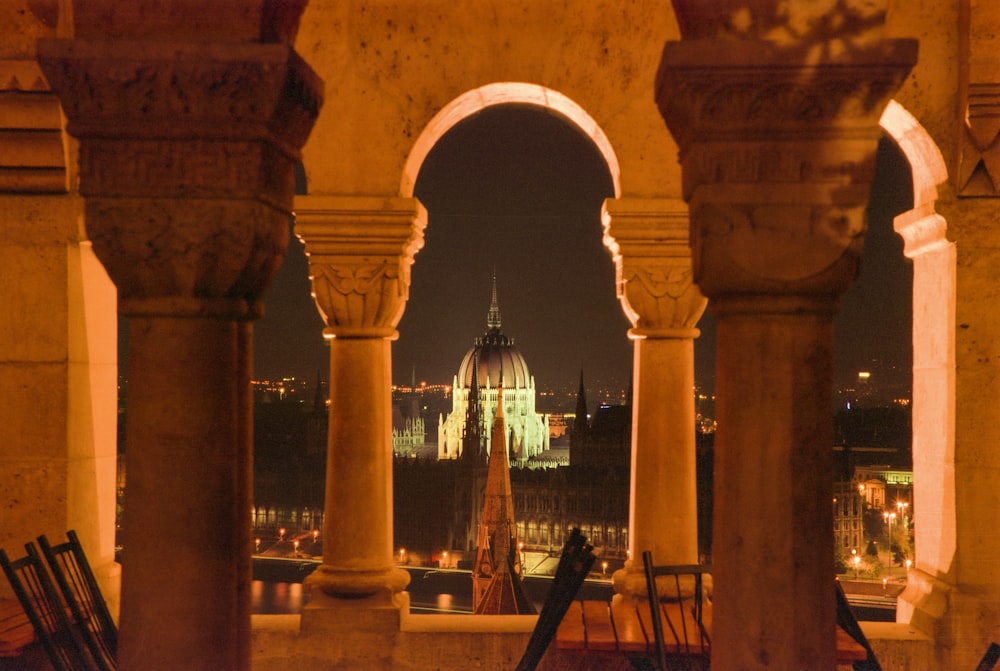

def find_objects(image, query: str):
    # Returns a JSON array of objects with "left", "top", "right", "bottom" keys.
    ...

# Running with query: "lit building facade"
[
  {"left": 438, "top": 279, "right": 550, "bottom": 462},
  {"left": 833, "top": 482, "right": 867, "bottom": 553}
]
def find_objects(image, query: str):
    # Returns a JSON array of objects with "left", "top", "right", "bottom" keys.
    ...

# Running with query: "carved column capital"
[
  {"left": 602, "top": 198, "right": 707, "bottom": 337},
  {"left": 36, "top": 39, "right": 323, "bottom": 318},
  {"left": 656, "top": 38, "right": 916, "bottom": 299},
  {"left": 294, "top": 195, "right": 427, "bottom": 338}
]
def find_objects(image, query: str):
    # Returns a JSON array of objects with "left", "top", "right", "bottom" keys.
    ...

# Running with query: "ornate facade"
[{"left": 438, "top": 279, "right": 550, "bottom": 462}]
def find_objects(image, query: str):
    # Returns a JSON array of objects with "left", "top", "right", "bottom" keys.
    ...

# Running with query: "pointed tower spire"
[
  {"left": 463, "top": 354, "right": 484, "bottom": 464},
  {"left": 571, "top": 370, "right": 589, "bottom": 467},
  {"left": 487, "top": 272, "right": 502, "bottom": 331},
  {"left": 408, "top": 364, "right": 420, "bottom": 421},
  {"left": 471, "top": 388, "right": 534, "bottom": 615}
]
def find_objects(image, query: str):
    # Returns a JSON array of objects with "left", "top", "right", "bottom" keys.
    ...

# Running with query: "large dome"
[
  {"left": 456, "top": 277, "right": 531, "bottom": 390},
  {"left": 457, "top": 329, "right": 531, "bottom": 390}
]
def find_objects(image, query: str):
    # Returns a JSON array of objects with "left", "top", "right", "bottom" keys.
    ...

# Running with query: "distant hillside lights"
[
  {"left": 837, "top": 364, "right": 912, "bottom": 410},
  {"left": 252, "top": 377, "right": 316, "bottom": 404}
]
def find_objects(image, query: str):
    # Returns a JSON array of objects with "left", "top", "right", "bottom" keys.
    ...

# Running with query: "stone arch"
[
  {"left": 877, "top": 99, "right": 954, "bottom": 625},
  {"left": 399, "top": 82, "right": 622, "bottom": 201}
]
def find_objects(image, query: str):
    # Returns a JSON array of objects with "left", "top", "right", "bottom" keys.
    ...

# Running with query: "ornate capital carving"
[
  {"left": 294, "top": 196, "right": 426, "bottom": 337},
  {"left": 0, "top": 60, "right": 66, "bottom": 193},
  {"left": 602, "top": 198, "right": 707, "bottom": 336},
  {"left": 656, "top": 38, "right": 915, "bottom": 297},
  {"left": 37, "top": 41, "right": 321, "bottom": 209},
  {"left": 88, "top": 198, "right": 287, "bottom": 318},
  {"left": 35, "top": 39, "right": 323, "bottom": 317}
]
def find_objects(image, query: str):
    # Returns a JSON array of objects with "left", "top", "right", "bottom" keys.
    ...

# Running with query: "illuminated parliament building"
[{"left": 438, "top": 279, "right": 550, "bottom": 463}]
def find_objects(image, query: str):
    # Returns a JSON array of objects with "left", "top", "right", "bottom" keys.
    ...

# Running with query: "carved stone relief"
[
  {"left": 603, "top": 198, "right": 707, "bottom": 333},
  {"left": 36, "top": 39, "right": 322, "bottom": 312},
  {"left": 657, "top": 38, "right": 916, "bottom": 297},
  {"left": 295, "top": 196, "right": 427, "bottom": 335}
]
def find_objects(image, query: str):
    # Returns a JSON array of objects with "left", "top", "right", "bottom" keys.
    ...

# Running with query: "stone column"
[
  {"left": 38, "top": 29, "right": 321, "bottom": 671},
  {"left": 603, "top": 198, "right": 707, "bottom": 599},
  {"left": 294, "top": 196, "right": 424, "bottom": 615},
  {"left": 0, "top": 53, "right": 119, "bottom": 602},
  {"left": 656, "top": 10, "right": 915, "bottom": 669}
]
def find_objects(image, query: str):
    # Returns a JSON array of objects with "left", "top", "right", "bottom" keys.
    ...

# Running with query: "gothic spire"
[
  {"left": 463, "top": 353, "right": 484, "bottom": 464},
  {"left": 574, "top": 370, "right": 588, "bottom": 429},
  {"left": 471, "top": 388, "right": 534, "bottom": 615},
  {"left": 487, "top": 272, "right": 502, "bottom": 331},
  {"left": 571, "top": 370, "right": 589, "bottom": 466}
]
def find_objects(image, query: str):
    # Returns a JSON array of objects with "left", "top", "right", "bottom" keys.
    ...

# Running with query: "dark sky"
[{"left": 253, "top": 108, "right": 913, "bottom": 397}]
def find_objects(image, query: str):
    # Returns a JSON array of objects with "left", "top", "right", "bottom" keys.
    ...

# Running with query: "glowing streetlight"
[
  {"left": 293, "top": 540, "right": 300, "bottom": 556},
  {"left": 852, "top": 553, "right": 861, "bottom": 579},
  {"left": 896, "top": 500, "right": 909, "bottom": 528},
  {"left": 255, "top": 538, "right": 260, "bottom": 553},
  {"left": 441, "top": 551, "right": 449, "bottom": 568},
  {"left": 312, "top": 529, "right": 319, "bottom": 543},
  {"left": 279, "top": 527, "right": 286, "bottom": 541},
  {"left": 882, "top": 511, "right": 896, "bottom": 567},
  {"left": 601, "top": 561, "right": 608, "bottom": 577}
]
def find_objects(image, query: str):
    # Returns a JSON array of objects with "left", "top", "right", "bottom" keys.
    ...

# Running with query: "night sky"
[{"left": 252, "top": 107, "right": 913, "bottom": 398}]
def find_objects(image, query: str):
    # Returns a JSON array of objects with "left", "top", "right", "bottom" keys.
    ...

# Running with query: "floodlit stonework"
[
  {"left": 438, "top": 279, "right": 551, "bottom": 463},
  {"left": 0, "top": 1, "right": 999, "bottom": 670}
]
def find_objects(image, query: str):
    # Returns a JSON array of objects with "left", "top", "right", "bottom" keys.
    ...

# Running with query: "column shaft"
[
  {"left": 630, "top": 334, "right": 699, "bottom": 566},
  {"left": 711, "top": 298, "right": 836, "bottom": 671},
  {"left": 327, "top": 336, "right": 392, "bottom": 568},
  {"left": 119, "top": 315, "right": 249, "bottom": 671},
  {"left": 308, "top": 335, "right": 408, "bottom": 598}
]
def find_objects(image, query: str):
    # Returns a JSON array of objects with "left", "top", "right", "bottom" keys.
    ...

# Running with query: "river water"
[{"left": 251, "top": 563, "right": 615, "bottom": 615}]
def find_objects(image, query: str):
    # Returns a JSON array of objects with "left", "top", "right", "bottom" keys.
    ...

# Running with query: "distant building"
[
  {"left": 438, "top": 278, "right": 550, "bottom": 462},
  {"left": 392, "top": 411, "right": 426, "bottom": 455},
  {"left": 833, "top": 482, "right": 866, "bottom": 552}
]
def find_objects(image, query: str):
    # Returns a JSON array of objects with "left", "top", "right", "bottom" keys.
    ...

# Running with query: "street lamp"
[{"left": 882, "top": 511, "right": 896, "bottom": 568}]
